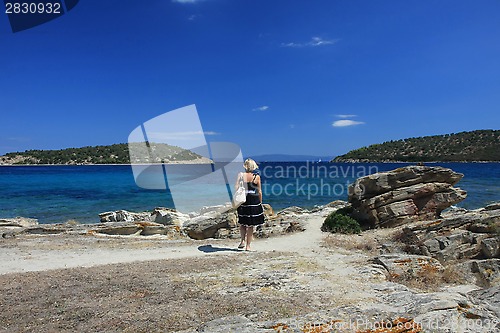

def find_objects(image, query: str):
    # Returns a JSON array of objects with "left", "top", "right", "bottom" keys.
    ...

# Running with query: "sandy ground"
[
  {"left": 0, "top": 216, "right": 382, "bottom": 333},
  {"left": 0, "top": 216, "right": 329, "bottom": 275}
]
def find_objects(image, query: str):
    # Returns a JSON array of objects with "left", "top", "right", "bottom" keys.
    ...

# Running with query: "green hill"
[
  {"left": 0, "top": 143, "right": 208, "bottom": 165},
  {"left": 333, "top": 130, "right": 500, "bottom": 162}
]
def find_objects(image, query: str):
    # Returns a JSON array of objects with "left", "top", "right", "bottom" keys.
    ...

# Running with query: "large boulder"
[
  {"left": 349, "top": 166, "right": 467, "bottom": 228},
  {"left": 151, "top": 207, "right": 190, "bottom": 227},
  {"left": 182, "top": 209, "right": 238, "bottom": 240}
]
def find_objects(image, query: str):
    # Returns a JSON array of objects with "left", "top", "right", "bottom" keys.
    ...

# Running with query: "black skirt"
[{"left": 237, "top": 182, "right": 264, "bottom": 226}]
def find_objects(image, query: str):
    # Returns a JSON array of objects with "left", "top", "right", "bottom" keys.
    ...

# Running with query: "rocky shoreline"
[{"left": 1, "top": 165, "right": 499, "bottom": 332}]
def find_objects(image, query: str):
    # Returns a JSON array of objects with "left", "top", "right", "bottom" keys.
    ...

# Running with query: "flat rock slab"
[{"left": 373, "top": 254, "right": 444, "bottom": 279}]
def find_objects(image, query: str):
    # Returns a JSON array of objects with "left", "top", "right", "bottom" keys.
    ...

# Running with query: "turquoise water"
[{"left": 0, "top": 163, "right": 498, "bottom": 224}]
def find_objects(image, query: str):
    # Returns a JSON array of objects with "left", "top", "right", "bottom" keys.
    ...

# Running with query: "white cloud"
[
  {"left": 309, "top": 36, "right": 336, "bottom": 46},
  {"left": 332, "top": 120, "right": 365, "bottom": 127},
  {"left": 281, "top": 42, "right": 300, "bottom": 48},
  {"left": 252, "top": 105, "right": 269, "bottom": 111},
  {"left": 335, "top": 114, "right": 357, "bottom": 118},
  {"left": 281, "top": 37, "right": 339, "bottom": 48}
]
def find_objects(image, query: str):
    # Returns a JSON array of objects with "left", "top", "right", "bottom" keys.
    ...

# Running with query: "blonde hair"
[{"left": 243, "top": 158, "right": 258, "bottom": 172}]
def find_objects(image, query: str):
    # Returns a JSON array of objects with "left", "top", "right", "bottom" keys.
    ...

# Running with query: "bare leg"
[
  {"left": 245, "top": 226, "right": 254, "bottom": 251},
  {"left": 238, "top": 225, "right": 246, "bottom": 248}
]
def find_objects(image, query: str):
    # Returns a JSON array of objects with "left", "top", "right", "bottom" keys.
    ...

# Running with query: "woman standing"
[{"left": 236, "top": 158, "right": 264, "bottom": 251}]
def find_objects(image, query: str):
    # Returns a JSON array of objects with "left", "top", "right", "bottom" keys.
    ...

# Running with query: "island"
[
  {"left": 0, "top": 143, "right": 212, "bottom": 165},
  {"left": 333, "top": 130, "right": 500, "bottom": 162}
]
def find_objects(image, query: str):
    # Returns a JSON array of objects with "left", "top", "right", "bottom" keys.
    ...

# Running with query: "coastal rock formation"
[
  {"left": 183, "top": 204, "right": 310, "bottom": 240},
  {"left": 391, "top": 205, "right": 500, "bottom": 288},
  {"left": 349, "top": 166, "right": 467, "bottom": 228},
  {"left": 472, "top": 259, "right": 500, "bottom": 287},
  {"left": 92, "top": 203, "right": 311, "bottom": 240},
  {"left": 151, "top": 207, "right": 190, "bottom": 227},
  {"left": 183, "top": 209, "right": 238, "bottom": 240},
  {"left": 90, "top": 221, "right": 186, "bottom": 238},
  {"left": 98, "top": 210, "right": 151, "bottom": 223},
  {"left": 2, "top": 203, "right": 314, "bottom": 240},
  {"left": 184, "top": 280, "right": 499, "bottom": 333},
  {"left": 0, "top": 217, "right": 38, "bottom": 228},
  {"left": 373, "top": 254, "right": 444, "bottom": 279},
  {"left": 1, "top": 217, "right": 39, "bottom": 238}
]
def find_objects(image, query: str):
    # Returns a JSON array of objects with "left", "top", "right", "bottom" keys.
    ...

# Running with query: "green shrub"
[
  {"left": 335, "top": 206, "right": 353, "bottom": 216},
  {"left": 321, "top": 210, "right": 361, "bottom": 234}
]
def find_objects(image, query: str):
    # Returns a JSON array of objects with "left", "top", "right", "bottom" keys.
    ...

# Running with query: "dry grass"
[
  {"left": 321, "top": 228, "right": 398, "bottom": 255},
  {"left": 322, "top": 234, "right": 377, "bottom": 254},
  {"left": 0, "top": 252, "right": 320, "bottom": 333},
  {"left": 293, "top": 258, "right": 323, "bottom": 272},
  {"left": 388, "top": 262, "right": 467, "bottom": 292},
  {"left": 65, "top": 219, "right": 81, "bottom": 226}
]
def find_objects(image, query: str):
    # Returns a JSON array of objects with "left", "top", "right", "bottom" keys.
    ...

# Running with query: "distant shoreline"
[
  {"left": 330, "top": 160, "right": 500, "bottom": 164},
  {"left": 0, "top": 160, "right": 214, "bottom": 167},
  {"left": 1, "top": 160, "right": 500, "bottom": 166}
]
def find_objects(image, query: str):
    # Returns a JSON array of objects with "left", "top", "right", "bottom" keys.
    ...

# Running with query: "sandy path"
[{"left": 0, "top": 216, "right": 327, "bottom": 275}]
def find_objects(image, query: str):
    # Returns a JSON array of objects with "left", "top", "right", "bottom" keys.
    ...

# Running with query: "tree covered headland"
[
  {"left": 0, "top": 143, "right": 205, "bottom": 165},
  {"left": 333, "top": 130, "right": 500, "bottom": 162}
]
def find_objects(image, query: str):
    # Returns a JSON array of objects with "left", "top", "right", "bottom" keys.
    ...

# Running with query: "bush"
[{"left": 321, "top": 210, "right": 361, "bottom": 234}]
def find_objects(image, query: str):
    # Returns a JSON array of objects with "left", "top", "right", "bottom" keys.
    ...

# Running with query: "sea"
[{"left": 0, "top": 162, "right": 499, "bottom": 224}]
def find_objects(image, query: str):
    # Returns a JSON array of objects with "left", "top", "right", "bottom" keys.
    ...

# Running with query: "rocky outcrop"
[
  {"left": 373, "top": 254, "right": 444, "bottom": 279},
  {"left": 98, "top": 207, "right": 190, "bottom": 226},
  {"left": 384, "top": 204, "right": 500, "bottom": 289},
  {"left": 349, "top": 166, "right": 467, "bottom": 228},
  {"left": 182, "top": 282, "right": 499, "bottom": 333},
  {"left": 183, "top": 209, "right": 238, "bottom": 240},
  {"left": 1, "top": 217, "right": 39, "bottom": 238},
  {"left": 0, "top": 217, "right": 38, "bottom": 228},
  {"left": 401, "top": 208, "right": 500, "bottom": 258},
  {"left": 184, "top": 204, "right": 313, "bottom": 240},
  {"left": 90, "top": 221, "right": 186, "bottom": 238},
  {"left": 98, "top": 210, "right": 151, "bottom": 223},
  {"left": 472, "top": 259, "right": 500, "bottom": 288},
  {"left": 2, "top": 202, "right": 318, "bottom": 240},
  {"left": 151, "top": 207, "right": 190, "bottom": 227}
]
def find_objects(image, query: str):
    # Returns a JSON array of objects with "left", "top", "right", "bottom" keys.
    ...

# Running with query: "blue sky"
[{"left": 1, "top": 0, "right": 499, "bottom": 158}]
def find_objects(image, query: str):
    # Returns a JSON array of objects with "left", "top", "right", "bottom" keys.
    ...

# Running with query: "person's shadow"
[{"left": 197, "top": 245, "right": 241, "bottom": 253}]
